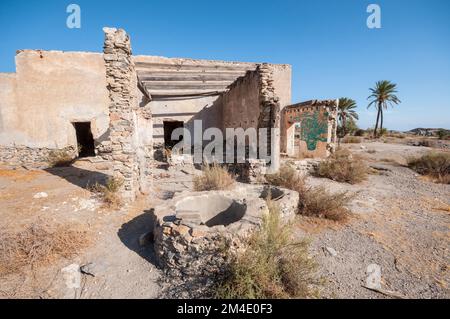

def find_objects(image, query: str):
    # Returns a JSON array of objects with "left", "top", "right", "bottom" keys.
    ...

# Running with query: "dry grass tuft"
[
  {"left": 408, "top": 152, "right": 450, "bottom": 184},
  {"left": 298, "top": 186, "right": 352, "bottom": 222},
  {"left": 215, "top": 200, "right": 318, "bottom": 299},
  {"left": 194, "top": 163, "right": 235, "bottom": 191},
  {"left": 48, "top": 150, "right": 74, "bottom": 167},
  {"left": 89, "top": 177, "right": 124, "bottom": 208},
  {"left": 0, "top": 222, "right": 89, "bottom": 276},
  {"left": 266, "top": 165, "right": 352, "bottom": 222},
  {"left": 315, "top": 149, "right": 368, "bottom": 184},
  {"left": 342, "top": 136, "right": 362, "bottom": 144}
]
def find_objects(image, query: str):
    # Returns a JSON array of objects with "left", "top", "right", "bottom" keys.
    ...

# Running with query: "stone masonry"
[
  {"left": 101, "top": 28, "right": 139, "bottom": 201},
  {"left": 257, "top": 63, "right": 281, "bottom": 172}
]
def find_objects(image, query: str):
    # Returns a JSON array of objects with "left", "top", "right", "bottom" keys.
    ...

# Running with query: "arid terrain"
[{"left": 0, "top": 140, "right": 448, "bottom": 299}]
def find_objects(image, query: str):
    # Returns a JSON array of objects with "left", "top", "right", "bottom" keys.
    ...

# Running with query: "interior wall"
[
  {"left": 222, "top": 71, "right": 261, "bottom": 131},
  {"left": 144, "top": 95, "right": 222, "bottom": 148},
  {"left": 0, "top": 50, "right": 109, "bottom": 148}
]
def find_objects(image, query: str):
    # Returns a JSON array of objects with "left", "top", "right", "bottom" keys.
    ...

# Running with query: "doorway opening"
[
  {"left": 73, "top": 122, "right": 95, "bottom": 157},
  {"left": 163, "top": 121, "right": 184, "bottom": 149}
]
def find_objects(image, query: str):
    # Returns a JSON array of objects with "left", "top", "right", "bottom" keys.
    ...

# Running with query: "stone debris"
[
  {"left": 80, "top": 262, "right": 108, "bottom": 277},
  {"left": 324, "top": 247, "right": 338, "bottom": 257},
  {"left": 61, "top": 264, "right": 81, "bottom": 289},
  {"left": 33, "top": 192, "right": 48, "bottom": 199}
]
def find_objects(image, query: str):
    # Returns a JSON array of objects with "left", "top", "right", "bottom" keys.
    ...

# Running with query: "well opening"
[
  {"left": 175, "top": 194, "right": 246, "bottom": 227},
  {"left": 260, "top": 186, "right": 285, "bottom": 200}
]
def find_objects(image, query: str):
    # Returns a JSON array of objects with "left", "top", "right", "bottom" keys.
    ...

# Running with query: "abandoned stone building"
[{"left": 0, "top": 27, "right": 337, "bottom": 200}]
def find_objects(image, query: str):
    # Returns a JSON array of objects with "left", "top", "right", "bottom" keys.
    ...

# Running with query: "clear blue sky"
[{"left": 1, "top": 0, "right": 449, "bottom": 130}]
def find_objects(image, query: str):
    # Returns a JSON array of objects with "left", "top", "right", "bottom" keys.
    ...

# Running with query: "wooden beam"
[
  {"left": 135, "top": 61, "right": 256, "bottom": 72},
  {"left": 138, "top": 73, "right": 245, "bottom": 82},
  {"left": 146, "top": 88, "right": 228, "bottom": 97},
  {"left": 143, "top": 81, "right": 231, "bottom": 90}
]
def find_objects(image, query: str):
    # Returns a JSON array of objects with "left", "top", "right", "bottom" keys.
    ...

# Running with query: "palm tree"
[
  {"left": 367, "top": 80, "right": 401, "bottom": 138},
  {"left": 338, "top": 98, "right": 359, "bottom": 137}
]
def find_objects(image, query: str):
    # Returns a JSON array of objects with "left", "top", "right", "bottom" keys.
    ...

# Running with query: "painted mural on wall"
[{"left": 290, "top": 110, "right": 328, "bottom": 151}]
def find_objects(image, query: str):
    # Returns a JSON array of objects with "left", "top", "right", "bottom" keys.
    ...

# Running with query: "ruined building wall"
[
  {"left": 134, "top": 55, "right": 257, "bottom": 149},
  {"left": 0, "top": 50, "right": 110, "bottom": 166},
  {"left": 222, "top": 70, "right": 260, "bottom": 131},
  {"left": 282, "top": 100, "right": 338, "bottom": 158},
  {"left": 101, "top": 27, "right": 146, "bottom": 200}
]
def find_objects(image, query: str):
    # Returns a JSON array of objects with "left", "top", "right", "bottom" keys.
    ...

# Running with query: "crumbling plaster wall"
[
  {"left": 221, "top": 64, "right": 290, "bottom": 172},
  {"left": 222, "top": 64, "right": 291, "bottom": 132},
  {"left": 0, "top": 50, "right": 109, "bottom": 149},
  {"left": 222, "top": 70, "right": 260, "bottom": 131},
  {"left": 282, "top": 100, "right": 338, "bottom": 158}
]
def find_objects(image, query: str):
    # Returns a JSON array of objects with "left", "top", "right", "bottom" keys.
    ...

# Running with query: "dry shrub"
[
  {"left": 386, "top": 132, "right": 406, "bottom": 139},
  {"left": 408, "top": 152, "right": 450, "bottom": 184},
  {"left": 48, "top": 149, "right": 74, "bottom": 167},
  {"left": 89, "top": 177, "right": 123, "bottom": 208},
  {"left": 342, "top": 136, "right": 361, "bottom": 144},
  {"left": 0, "top": 222, "right": 89, "bottom": 276},
  {"left": 193, "top": 163, "right": 235, "bottom": 191},
  {"left": 266, "top": 165, "right": 351, "bottom": 222},
  {"left": 265, "top": 165, "right": 303, "bottom": 191},
  {"left": 315, "top": 149, "right": 368, "bottom": 184},
  {"left": 215, "top": 200, "right": 318, "bottom": 299},
  {"left": 298, "top": 186, "right": 352, "bottom": 222}
]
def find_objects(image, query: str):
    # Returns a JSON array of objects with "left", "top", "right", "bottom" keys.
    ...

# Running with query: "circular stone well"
[
  {"left": 151, "top": 185, "right": 299, "bottom": 277},
  {"left": 175, "top": 194, "right": 247, "bottom": 227}
]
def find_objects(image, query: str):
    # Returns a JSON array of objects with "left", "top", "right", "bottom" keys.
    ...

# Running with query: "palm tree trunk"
[
  {"left": 343, "top": 116, "right": 347, "bottom": 136},
  {"left": 380, "top": 108, "right": 384, "bottom": 136},
  {"left": 374, "top": 104, "right": 381, "bottom": 138}
]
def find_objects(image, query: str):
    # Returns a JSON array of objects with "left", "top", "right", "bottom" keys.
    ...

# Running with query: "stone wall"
[
  {"left": 220, "top": 64, "right": 283, "bottom": 172},
  {"left": 0, "top": 146, "right": 76, "bottom": 168},
  {"left": 257, "top": 64, "right": 281, "bottom": 172},
  {"left": 101, "top": 28, "right": 140, "bottom": 200}
]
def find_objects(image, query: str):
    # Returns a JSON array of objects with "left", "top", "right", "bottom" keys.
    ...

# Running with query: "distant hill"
[{"left": 408, "top": 128, "right": 450, "bottom": 137}]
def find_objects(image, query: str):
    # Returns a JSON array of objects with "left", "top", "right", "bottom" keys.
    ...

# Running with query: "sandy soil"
[
  {"left": 298, "top": 142, "right": 449, "bottom": 298},
  {"left": 0, "top": 163, "right": 161, "bottom": 299},
  {"left": 0, "top": 141, "right": 448, "bottom": 299}
]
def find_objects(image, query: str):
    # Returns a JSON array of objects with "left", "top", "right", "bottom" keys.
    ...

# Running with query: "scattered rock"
[
  {"left": 33, "top": 192, "right": 48, "bottom": 199},
  {"left": 324, "top": 247, "right": 338, "bottom": 257},
  {"left": 80, "top": 262, "right": 107, "bottom": 277},
  {"left": 61, "top": 264, "right": 81, "bottom": 289}
]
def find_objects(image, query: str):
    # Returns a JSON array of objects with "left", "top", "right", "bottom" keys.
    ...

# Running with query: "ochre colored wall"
[
  {"left": 0, "top": 50, "right": 109, "bottom": 148},
  {"left": 282, "top": 103, "right": 336, "bottom": 158}
]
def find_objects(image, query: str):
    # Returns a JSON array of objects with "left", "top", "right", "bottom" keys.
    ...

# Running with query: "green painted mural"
[{"left": 290, "top": 111, "right": 328, "bottom": 151}]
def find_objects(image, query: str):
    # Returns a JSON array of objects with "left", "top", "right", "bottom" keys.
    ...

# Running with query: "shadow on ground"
[
  {"left": 117, "top": 209, "right": 158, "bottom": 266},
  {"left": 45, "top": 166, "right": 109, "bottom": 189}
]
